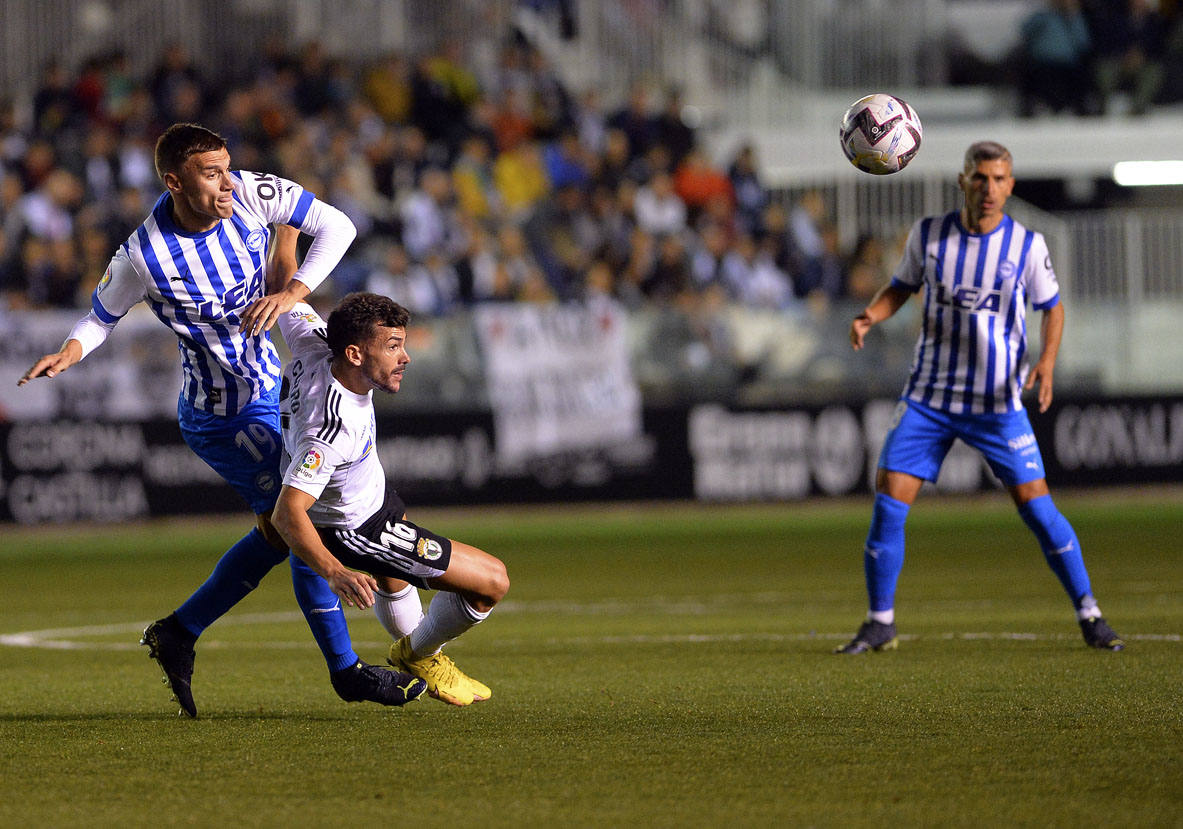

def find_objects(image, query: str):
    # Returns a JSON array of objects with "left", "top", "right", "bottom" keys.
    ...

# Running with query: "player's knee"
[{"left": 471, "top": 556, "right": 509, "bottom": 610}]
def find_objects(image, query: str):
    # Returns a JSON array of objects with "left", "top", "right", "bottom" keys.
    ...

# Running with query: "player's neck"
[
  {"left": 961, "top": 207, "right": 1003, "bottom": 235},
  {"left": 330, "top": 359, "right": 372, "bottom": 397},
  {"left": 169, "top": 197, "right": 219, "bottom": 234}
]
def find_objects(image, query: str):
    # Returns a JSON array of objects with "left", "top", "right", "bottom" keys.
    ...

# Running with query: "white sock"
[
  {"left": 373, "top": 584, "right": 424, "bottom": 640},
  {"left": 869, "top": 608, "right": 895, "bottom": 625},
  {"left": 1077, "top": 596, "right": 1103, "bottom": 621},
  {"left": 409, "top": 591, "right": 489, "bottom": 657}
]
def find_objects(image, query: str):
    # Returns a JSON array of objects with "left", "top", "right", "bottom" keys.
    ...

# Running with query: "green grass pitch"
[{"left": 1, "top": 491, "right": 1180, "bottom": 827}]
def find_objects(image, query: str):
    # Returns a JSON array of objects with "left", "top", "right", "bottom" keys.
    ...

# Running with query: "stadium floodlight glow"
[{"left": 1113, "top": 160, "right": 1183, "bottom": 186}]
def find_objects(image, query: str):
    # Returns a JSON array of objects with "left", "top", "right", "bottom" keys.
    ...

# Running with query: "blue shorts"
[
  {"left": 878, "top": 399, "right": 1046, "bottom": 486},
  {"left": 178, "top": 386, "right": 283, "bottom": 514}
]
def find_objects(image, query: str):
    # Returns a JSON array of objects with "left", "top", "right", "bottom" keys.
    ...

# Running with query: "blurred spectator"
[
  {"left": 493, "top": 140, "right": 550, "bottom": 221},
  {"left": 654, "top": 85, "right": 697, "bottom": 167},
  {"left": 293, "top": 40, "right": 340, "bottom": 117},
  {"left": 149, "top": 41, "right": 207, "bottom": 125},
  {"left": 1088, "top": 0, "right": 1166, "bottom": 115},
  {"left": 672, "top": 148, "right": 733, "bottom": 225},
  {"left": 32, "top": 61, "right": 77, "bottom": 139},
  {"left": 633, "top": 171, "right": 687, "bottom": 236},
  {"left": 542, "top": 128, "right": 593, "bottom": 191},
  {"left": 642, "top": 232, "right": 692, "bottom": 302},
  {"left": 727, "top": 142, "right": 767, "bottom": 234},
  {"left": 452, "top": 133, "right": 501, "bottom": 222},
  {"left": 573, "top": 88, "right": 608, "bottom": 155},
  {"left": 721, "top": 231, "right": 795, "bottom": 310},
  {"left": 400, "top": 166, "right": 463, "bottom": 262},
  {"left": 787, "top": 189, "right": 829, "bottom": 294},
  {"left": 690, "top": 220, "right": 732, "bottom": 291},
  {"left": 363, "top": 53, "right": 413, "bottom": 124},
  {"left": 593, "top": 127, "right": 632, "bottom": 191},
  {"left": 1018, "top": 0, "right": 1094, "bottom": 116},
  {"left": 607, "top": 82, "right": 657, "bottom": 161},
  {"left": 367, "top": 242, "right": 452, "bottom": 316}
]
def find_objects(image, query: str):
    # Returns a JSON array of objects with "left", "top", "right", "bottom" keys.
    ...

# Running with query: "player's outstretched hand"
[
  {"left": 1024, "top": 359, "right": 1055, "bottom": 413},
  {"left": 328, "top": 568, "right": 379, "bottom": 609},
  {"left": 850, "top": 311, "right": 874, "bottom": 350},
  {"left": 17, "top": 340, "right": 83, "bottom": 386}
]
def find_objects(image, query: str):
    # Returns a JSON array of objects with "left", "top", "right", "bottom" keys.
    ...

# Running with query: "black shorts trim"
[{"left": 316, "top": 488, "right": 451, "bottom": 588}]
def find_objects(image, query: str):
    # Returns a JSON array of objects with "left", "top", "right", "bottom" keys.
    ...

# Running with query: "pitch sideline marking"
[{"left": 1, "top": 607, "right": 1178, "bottom": 652}]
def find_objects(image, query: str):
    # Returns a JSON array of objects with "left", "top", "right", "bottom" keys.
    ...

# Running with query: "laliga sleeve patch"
[{"left": 296, "top": 448, "right": 323, "bottom": 481}]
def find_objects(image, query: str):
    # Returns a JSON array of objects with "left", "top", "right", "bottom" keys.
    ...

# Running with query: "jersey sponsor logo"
[
  {"left": 245, "top": 228, "right": 267, "bottom": 252},
  {"left": 416, "top": 537, "right": 444, "bottom": 561},
  {"left": 933, "top": 283, "right": 1003, "bottom": 314}
]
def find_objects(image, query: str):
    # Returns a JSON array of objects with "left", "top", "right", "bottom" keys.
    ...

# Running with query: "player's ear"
[
  {"left": 344, "top": 342, "right": 364, "bottom": 366},
  {"left": 162, "top": 171, "right": 182, "bottom": 194}
]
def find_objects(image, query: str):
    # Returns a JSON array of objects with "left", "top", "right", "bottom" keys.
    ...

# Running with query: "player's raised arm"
[{"left": 241, "top": 195, "right": 356, "bottom": 336}]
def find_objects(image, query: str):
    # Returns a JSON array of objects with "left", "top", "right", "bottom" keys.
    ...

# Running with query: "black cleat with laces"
[
  {"left": 1080, "top": 616, "right": 1125, "bottom": 651},
  {"left": 140, "top": 614, "right": 198, "bottom": 717},
  {"left": 834, "top": 620, "right": 899, "bottom": 654},
  {"left": 330, "top": 660, "right": 427, "bottom": 707}
]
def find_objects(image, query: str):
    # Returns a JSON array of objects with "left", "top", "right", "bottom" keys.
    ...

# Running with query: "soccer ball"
[{"left": 839, "top": 93, "right": 923, "bottom": 175}]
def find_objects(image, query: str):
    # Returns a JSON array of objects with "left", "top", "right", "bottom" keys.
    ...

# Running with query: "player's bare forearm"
[
  {"left": 1024, "top": 303, "right": 1064, "bottom": 413},
  {"left": 850, "top": 284, "right": 911, "bottom": 350},
  {"left": 17, "top": 339, "right": 83, "bottom": 386},
  {"left": 272, "top": 486, "right": 377, "bottom": 608}
]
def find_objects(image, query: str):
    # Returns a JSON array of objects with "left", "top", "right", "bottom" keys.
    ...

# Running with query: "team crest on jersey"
[
  {"left": 360, "top": 436, "right": 373, "bottom": 461},
  {"left": 997, "top": 260, "right": 1017, "bottom": 280},
  {"left": 416, "top": 537, "right": 444, "bottom": 561},
  {"left": 296, "top": 448, "right": 323, "bottom": 479},
  {"left": 97, "top": 267, "right": 112, "bottom": 293},
  {"left": 294, "top": 312, "right": 319, "bottom": 323},
  {"left": 255, "top": 471, "right": 276, "bottom": 493},
  {"left": 245, "top": 228, "right": 268, "bottom": 252}
]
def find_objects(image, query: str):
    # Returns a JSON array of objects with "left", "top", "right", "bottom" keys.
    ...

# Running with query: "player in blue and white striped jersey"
[
  {"left": 836, "top": 141, "right": 1124, "bottom": 654},
  {"left": 18, "top": 123, "right": 411, "bottom": 714}
]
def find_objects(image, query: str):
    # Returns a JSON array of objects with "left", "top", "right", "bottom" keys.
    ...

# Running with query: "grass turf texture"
[{"left": 1, "top": 491, "right": 1180, "bottom": 828}]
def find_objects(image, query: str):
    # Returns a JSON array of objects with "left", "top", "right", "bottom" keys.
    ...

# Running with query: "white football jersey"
[
  {"left": 891, "top": 211, "right": 1060, "bottom": 414},
  {"left": 277, "top": 303, "right": 386, "bottom": 529}
]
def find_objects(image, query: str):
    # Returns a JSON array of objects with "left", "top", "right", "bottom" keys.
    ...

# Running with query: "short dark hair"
[
  {"left": 154, "top": 123, "right": 227, "bottom": 181},
  {"left": 963, "top": 141, "right": 1012, "bottom": 171},
  {"left": 326, "top": 292, "right": 411, "bottom": 358}
]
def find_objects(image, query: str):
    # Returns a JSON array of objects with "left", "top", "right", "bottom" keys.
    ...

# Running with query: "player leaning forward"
[
  {"left": 272, "top": 293, "right": 509, "bottom": 705},
  {"left": 836, "top": 140, "right": 1123, "bottom": 654}
]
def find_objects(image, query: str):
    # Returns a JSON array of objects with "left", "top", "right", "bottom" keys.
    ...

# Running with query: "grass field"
[{"left": 1, "top": 490, "right": 1181, "bottom": 828}]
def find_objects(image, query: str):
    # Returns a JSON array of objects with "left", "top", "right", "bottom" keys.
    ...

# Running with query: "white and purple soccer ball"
[{"left": 839, "top": 93, "right": 923, "bottom": 175}]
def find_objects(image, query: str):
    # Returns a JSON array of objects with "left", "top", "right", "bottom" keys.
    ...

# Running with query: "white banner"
[{"left": 473, "top": 302, "right": 643, "bottom": 466}]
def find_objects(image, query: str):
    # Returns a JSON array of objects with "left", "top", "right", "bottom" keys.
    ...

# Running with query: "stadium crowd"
[{"left": 0, "top": 33, "right": 892, "bottom": 322}]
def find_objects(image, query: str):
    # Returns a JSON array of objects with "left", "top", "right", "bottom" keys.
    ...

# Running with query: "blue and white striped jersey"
[
  {"left": 86, "top": 171, "right": 319, "bottom": 415},
  {"left": 891, "top": 211, "right": 1061, "bottom": 415}
]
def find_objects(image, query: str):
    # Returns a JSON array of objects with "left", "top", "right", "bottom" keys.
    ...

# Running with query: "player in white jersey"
[
  {"left": 835, "top": 141, "right": 1124, "bottom": 654},
  {"left": 18, "top": 124, "right": 418, "bottom": 715},
  {"left": 272, "top": 293, "right": 509, "bottom": 706}
]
